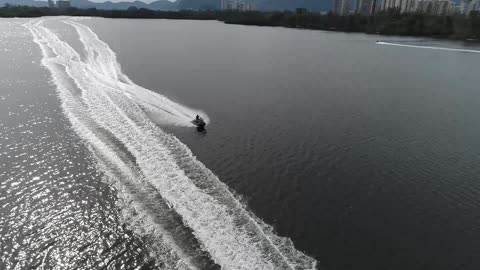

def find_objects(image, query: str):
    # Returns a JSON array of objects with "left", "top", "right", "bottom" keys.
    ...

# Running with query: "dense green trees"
[{"left": 1, "top": 5, "right": 479, "bottom": 40}]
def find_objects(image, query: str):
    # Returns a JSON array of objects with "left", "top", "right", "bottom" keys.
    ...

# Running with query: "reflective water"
[
  {"left": 1, "top": 17, "right": 316, "bottom": 270},
  {"left": 0, "top": 19, "right": 154, "bottom": 269},
  {"left": 2, "top": 17, "right": 480, "bottom": 270}
]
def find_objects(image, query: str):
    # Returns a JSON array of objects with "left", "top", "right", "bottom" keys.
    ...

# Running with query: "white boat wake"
[
  {"left": 23, "top": 18, "right": 317, "bottom": 270},
  {"left": 377, "top": 41, "right": 480, "bottom": 54}
]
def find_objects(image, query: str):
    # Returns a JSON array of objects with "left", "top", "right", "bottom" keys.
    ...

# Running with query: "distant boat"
[{"left": 192, "top": 115, "right": 206, "bottom": 128}]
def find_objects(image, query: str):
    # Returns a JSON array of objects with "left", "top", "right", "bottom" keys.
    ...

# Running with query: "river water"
[{"left": 1, "top": 17, "right": 480, "bottom": 270}]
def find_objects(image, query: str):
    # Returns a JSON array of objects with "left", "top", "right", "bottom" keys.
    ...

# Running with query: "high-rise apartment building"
[
  {"left": 415, "top": 0, "right": 455, "bottom": 15},
  {"left": 221, "top": 0, "right": 255, "bottom": 11},
  {"left": 461, "top": 0, "right": 480, "bottom": 15},
  {"left": 356, "top": 0, "right": 380, "bottom": 14},
  {"left": 334, "top": 0, "right": 351, "bottom": 15},
  {"left": 383, "top": 0, "right": 416, "bottom": 12}
]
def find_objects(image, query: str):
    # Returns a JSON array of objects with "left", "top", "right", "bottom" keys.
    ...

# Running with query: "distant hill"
[
  {"left": 176, "top": 0, "right": 219, "bottom": 10},
  {"left": 176, "top": 0, "right": 333, "bottom": 11},
  {"left": 0, "top": 0, "right": 177, "bottom": 10},
  {"left": 252, "top": 0, "right": 332, "bottom": 12},
  {"left": 1, "top": 0, "right": 333, "bottom": 12},
  {"left": 1, "top": 0, "right": 48, "bottom": 7},
  {"left": 70, "top": 0, "right": 176, "bottom": 10}
]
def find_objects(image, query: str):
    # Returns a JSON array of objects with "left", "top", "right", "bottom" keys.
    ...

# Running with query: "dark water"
[
  {"left": 2, "top": 17, "right": 480, "bottom": 270},
  {"left": 82, "top": 19, "right": 480, "bottom": 270}
]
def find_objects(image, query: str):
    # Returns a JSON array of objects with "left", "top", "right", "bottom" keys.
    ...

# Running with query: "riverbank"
[{"left": 1, "top": 5, "right": 479, "bottom": 40}]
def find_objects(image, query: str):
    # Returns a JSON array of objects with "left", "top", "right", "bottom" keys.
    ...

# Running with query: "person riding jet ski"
[{"left": 192, "top": 115, "right": 206, "bottom": 128}]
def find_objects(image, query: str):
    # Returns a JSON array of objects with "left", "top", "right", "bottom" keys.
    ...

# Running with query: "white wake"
[
  {"left": 24, "top": 18, "right": 317, "bottom": 270},
  {"left": 377, "top": 41, "right": 480, "bottom": 54}
]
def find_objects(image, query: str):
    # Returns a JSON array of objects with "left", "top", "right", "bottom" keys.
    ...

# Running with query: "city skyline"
[
  {"left": 17, "top": 0, "right": 480, "bottom": 16},
  {"left": 348, "top": 0, "right": 477, "bottom": 16}
]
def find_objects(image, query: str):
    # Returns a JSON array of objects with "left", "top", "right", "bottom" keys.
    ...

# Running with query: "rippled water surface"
[
  {"left": 2, "top": 17, "right": 480, "bottom": 270},
  {"left": 2, "top": 17, "right": 316, "bottom": 270},
  {"left": 0, "top": 19, "right": 155, "bottom": 269}
]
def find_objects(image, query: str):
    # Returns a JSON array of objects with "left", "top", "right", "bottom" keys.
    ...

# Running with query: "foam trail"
[
  {"left": 24, "top": 18, "right": 317, "bottom": 270},
  {"left": 377, "top": 41, "right": 480, "bottom": 54},
  {"left": 68, "top": 19, "right": 208, "bottom": 127},
  {"left": 24, "top": 20, "right": 201, "bottom": 270}
]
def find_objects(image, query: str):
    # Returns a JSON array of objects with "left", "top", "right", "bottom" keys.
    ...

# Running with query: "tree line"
[{"left": 1, "top": 5, "right": 479, "bottom": 40}]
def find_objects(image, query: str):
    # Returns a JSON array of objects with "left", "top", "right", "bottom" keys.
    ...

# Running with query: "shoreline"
[{"left": 1, "top": 6, "right": 480, "bottom": 42}]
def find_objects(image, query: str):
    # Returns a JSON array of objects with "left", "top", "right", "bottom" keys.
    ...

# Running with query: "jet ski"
[{"left": 192, "top": 115, "right": 206, "bottom": 128}]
